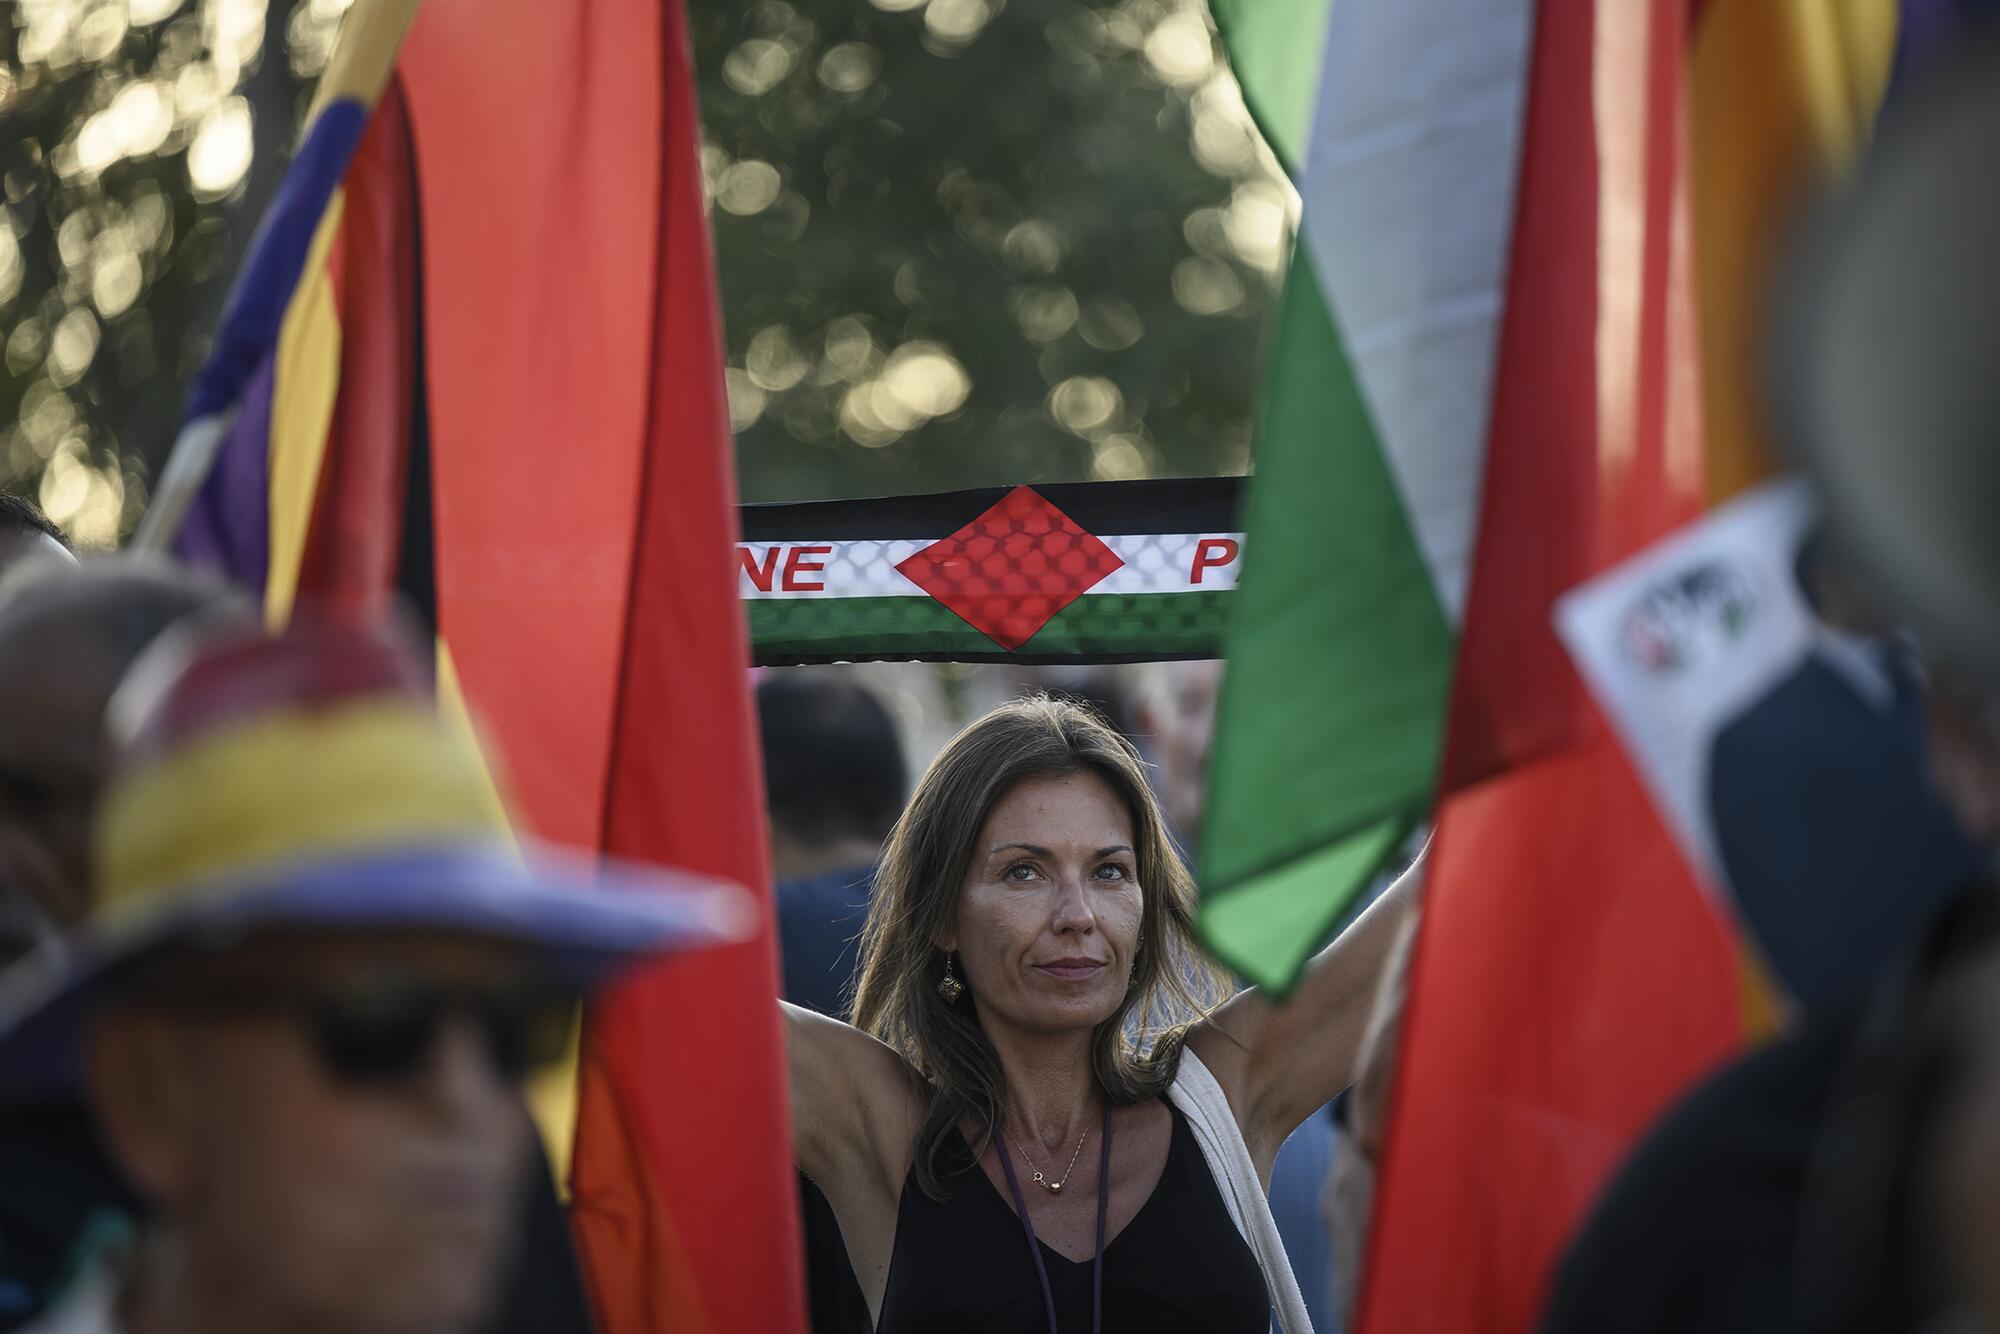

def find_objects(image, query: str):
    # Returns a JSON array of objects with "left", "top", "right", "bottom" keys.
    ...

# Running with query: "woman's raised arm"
[
  {"left": 782, "top": 1000, "right": 925, "bottom": 1206},
  {"left": 1186, "top": 847, "right": 1426, "bottom": 1171}
]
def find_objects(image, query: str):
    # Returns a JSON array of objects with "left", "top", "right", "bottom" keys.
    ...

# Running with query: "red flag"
[
  {"left": 568, "top": 0, "right": 806, "bottom": 1327},
  {"left": 1355, "top": 2, "right": 1744, "bottom": 1330},
  {"left": 394, "top": 1, "right": 805, "bottom": 1330}
]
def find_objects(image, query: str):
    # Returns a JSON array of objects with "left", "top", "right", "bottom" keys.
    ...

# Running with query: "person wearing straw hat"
[{"left": 0, "top": 615, "right": 749, "bottom": 1334}]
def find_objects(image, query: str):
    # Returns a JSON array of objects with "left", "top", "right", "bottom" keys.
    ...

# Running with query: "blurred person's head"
[
  {"left": 0, "top": 558, "right": 245, "bottom": 959},
  {"left": 1779, "top": 38, "right": 2000, "bottom": 1330},
  {"left": 0, "top": 493, "right": 75, "bottom": 580},
  {"left": 1779, "top": 39, "right": 2000, "bottom": 862},
  {"left": 86, "top": 932, "right": 540, "bottom": 1334},
  {"left": 758, "top": 671, "right": 908, "bottom": 881},
  {"left": 1037, "top": 665, "right": 1141, "bottom": 745},
  {"left": 0, "top": 615, "right": 746, "bottom": 1334},
  {"left": 1131, "top": 660, "right": 1224, "bottom": 842}
]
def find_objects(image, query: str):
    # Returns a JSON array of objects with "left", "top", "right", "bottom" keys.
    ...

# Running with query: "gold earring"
[{"left": 938, "top": 953, "right": 966, "bottom": 1003}]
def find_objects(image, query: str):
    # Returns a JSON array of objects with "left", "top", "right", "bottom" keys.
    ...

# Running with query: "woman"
[{"left": 785, "top": 697, "right": 1419, "bottom": 1332}]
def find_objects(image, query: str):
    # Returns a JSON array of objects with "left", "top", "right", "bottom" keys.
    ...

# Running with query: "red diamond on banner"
[{"left": 895, "top": 486, "right": 1125, "bottom": 650}]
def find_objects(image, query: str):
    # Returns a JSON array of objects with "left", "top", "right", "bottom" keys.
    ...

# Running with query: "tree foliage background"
[{"left": 0, "top": 0, "right": 1292, "bottom": 540}]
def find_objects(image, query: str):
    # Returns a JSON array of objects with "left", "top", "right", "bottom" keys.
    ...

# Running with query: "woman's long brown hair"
[{"left": 849, "top": 695, "right": 1229, "bottom": 1198}]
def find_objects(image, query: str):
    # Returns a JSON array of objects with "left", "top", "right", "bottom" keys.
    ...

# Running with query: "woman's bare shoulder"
[{"left": 784, "top": 1002, "right": 926, "bottom": 1191}]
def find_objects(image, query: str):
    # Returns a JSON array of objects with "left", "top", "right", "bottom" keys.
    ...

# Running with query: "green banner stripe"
[{"left": 748, "top": 590, "right": 1234, "bottom": 665}]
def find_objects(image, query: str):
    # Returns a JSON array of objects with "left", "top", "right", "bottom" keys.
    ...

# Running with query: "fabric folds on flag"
[
  {"left": 166, "top": 0, "right": 423, "bottom": 624},
  {"left": 556, "top": 3, "right": 804, "bottom": 1329},
  {"left": 153, "top": 0, "right": 805, "bottom": 1329},
  {"left": 1355, "top": 2, "right": 1746, "bottom": 1329},
  {"left": 1201, "top": 0, "right": 1533, "bottom": 991}
]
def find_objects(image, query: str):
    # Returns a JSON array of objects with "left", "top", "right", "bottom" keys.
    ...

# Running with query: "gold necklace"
[{"left": 1013, "top": 1117, "right": 1092, "bottom": 1195}]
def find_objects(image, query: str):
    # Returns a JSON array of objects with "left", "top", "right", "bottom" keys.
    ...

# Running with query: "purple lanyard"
[{"left": 996, "top": 1104, "right": 1113, "bottom": 1334}]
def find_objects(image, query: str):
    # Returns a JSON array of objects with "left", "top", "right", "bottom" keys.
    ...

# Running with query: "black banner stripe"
[{"left": 739, "top": 475, "right": 1243, "bottom": 542}]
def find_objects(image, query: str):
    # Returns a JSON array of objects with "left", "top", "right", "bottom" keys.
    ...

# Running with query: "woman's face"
[{"left": 945, "top": 770, "right": 1145, "bottom": 1041}]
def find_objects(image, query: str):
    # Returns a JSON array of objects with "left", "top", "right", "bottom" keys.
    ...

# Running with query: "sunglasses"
[{"left": 124, "top": 974, "right": 577, "bottom": 1088}]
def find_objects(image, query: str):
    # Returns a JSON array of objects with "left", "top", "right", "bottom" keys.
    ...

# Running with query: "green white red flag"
[
  {"left": 1213, "top": 0, "right": 1824, "bottom": 1326},
  {"left": 1201, "top": 0, "right": 1532, "bottom": 990}
]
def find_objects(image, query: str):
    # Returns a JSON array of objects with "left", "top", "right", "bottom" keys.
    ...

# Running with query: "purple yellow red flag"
[{"left": 140, "top": 0, "right": 806, "bottom": 1330}]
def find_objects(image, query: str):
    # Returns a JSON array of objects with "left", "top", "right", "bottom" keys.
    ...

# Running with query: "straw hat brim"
[{"left": 0, "top": 838, "right": 752, "bottom": 1099}]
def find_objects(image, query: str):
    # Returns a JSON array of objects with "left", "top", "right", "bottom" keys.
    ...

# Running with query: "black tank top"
[{"left": 875, "top": 1104, "right": 1270, "bottom": 1333}]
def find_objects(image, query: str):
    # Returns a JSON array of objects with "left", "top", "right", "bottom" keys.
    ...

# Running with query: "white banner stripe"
[{"left": 738, "top": 533, "right": 1246, "bottom": 600}]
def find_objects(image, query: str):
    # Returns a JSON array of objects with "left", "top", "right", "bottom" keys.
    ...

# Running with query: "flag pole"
[{"left": 129, "top": 414, "right": 232, "bottom": 553}]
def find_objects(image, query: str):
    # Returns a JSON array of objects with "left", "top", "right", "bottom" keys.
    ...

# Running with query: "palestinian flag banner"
[{"left": 742, "top": 477, "right": 1243, "bottom": 665}]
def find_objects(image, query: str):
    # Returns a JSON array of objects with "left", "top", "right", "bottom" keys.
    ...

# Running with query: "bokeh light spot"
[
  {"left": 1013, "top": 285, "right": 1079, "bottom": 344},
  {"left": 129, "top": 0, "right": 184, "bottom": 27},
  {"left": 77, "top": 6, "right": 130, "bottom": 62},
  {"left": 0, "top": 226, "right": 22, "bottom": 308},
  {"left": 924, "top": 0, "right": 992, "bottom": 45},
  {"left": 881, "top": 341, "right": 971, "bottom": 419},
  {"left": 1143, "top": 12, "right": 1212, "bottom": 87},
  {"left": 724, "top": 367, "right": 768, "bottom": 432},
  {"left": 91, "top": 250, "right": 142, "bottom": 317},
  {"left": 717, "top": 160, "right": 782, "bottom": 215},
  {"left": 47, "top": 307, "right": 101, "bottom": 386},
  {"left": 1171, "top": 256, "right": 1245, "bottom": 316},
  {"left": 823, "top": 317, "right": 881, "bottom": 381},
  {"left": 818, "top": 42, "right": 882, "bottom": 94},
  {"left": 1002, "top": 220, "right": 1066, "bottom": 276},
  {"left": 747, "top": 325, "right": 811, "bottom": 391},
  {"left": 186, "top": 97, "right": 253, "bottom": 199},
  {"left": 1078, "top": 295, "right": 1144, "bottom": 351},
  {"left": 723, "top": 38, "right": 796, "bottom": 96},
  {"left": 1048, "top": 376, "right": 1122, "bottom": 438},
  {"left": 1091, "top": 433, "right": 1150, "bottom": 481}
]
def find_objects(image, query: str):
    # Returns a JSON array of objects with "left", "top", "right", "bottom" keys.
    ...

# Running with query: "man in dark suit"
[
  {"left": 759, "top": 672, "right": 907, "bottom": 1334},
  {"left": 1706, "top": 533, "right": 1982, "bottom": 1012}
]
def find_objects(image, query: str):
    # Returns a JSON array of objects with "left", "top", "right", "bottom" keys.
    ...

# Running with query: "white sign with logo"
[{"left": 1554, "top": 479, "right": 1818, "bottom": 893}]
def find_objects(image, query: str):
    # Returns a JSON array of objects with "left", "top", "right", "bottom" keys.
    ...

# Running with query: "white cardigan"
[{"left": 1167, "top": 1046, "right": 1316, "bottom": 1334}]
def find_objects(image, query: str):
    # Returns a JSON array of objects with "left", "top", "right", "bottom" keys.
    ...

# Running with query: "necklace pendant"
[{"left": 1047, "top": 1180, "right": 1062, "bottom": 1194}]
